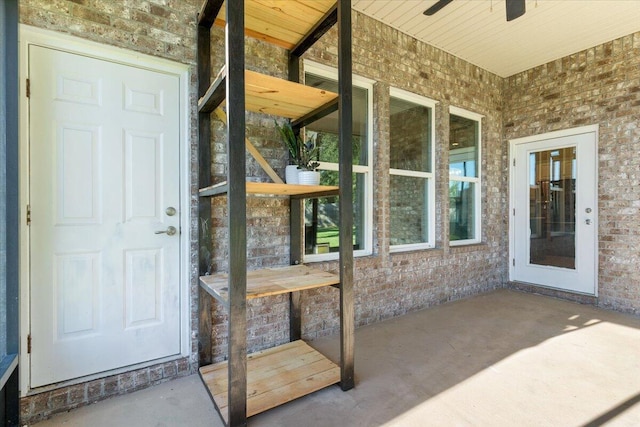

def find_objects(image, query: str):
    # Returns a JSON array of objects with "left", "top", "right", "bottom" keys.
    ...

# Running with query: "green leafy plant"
[
  {"left": 274, "top": 120, "right": 320, "bottom": 171},
  {"left": 299, "top": 138, "right": 320, "bottom": 171},
  {"left": 274, "top": 120, "right": 300, "bottom": 166}
]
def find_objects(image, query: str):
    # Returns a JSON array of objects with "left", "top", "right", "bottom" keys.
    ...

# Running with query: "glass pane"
[
  {"left": 529, "top": 147, "right": 576, "bottom": 269},
  {"left": 390, "top": 97, "right": 431, "bottom": 172},
  {"left": 449, "top": 180, "right": 476, "bottom": 241},
  {"left": 305, "top": 73, "right": 368, "bottom": 165},
  {"left": 304, "top": 171, "right": 365, "bottom": 254},
  {"left": 449, "top": 115, "right": 478, "bottom": 177},
  {"left": 390, "top": 175, "right": 429, "bottom": 245}
]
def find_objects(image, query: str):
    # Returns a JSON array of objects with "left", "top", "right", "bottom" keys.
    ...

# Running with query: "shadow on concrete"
[{"left": 249, "top": 289, "right": 640, "bottom": 426}]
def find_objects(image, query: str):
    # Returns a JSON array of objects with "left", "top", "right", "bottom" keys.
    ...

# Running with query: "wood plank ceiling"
[{"left": 352, "top": 0, "right": 640, "bottom": 77}]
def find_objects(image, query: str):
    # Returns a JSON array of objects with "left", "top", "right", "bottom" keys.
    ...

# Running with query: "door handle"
[
  {"left": 585, "top": 219, "right": 592, "bottom": 225},
  {"left": 155, "top": 226, "right": 177, "bottom": 236}
]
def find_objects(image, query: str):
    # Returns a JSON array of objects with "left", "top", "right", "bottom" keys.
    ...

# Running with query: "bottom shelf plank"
[{"left": 199, "top": 340, "right": 340, "bottom": 423}]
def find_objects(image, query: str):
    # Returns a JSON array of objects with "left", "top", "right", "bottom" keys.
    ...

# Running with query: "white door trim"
[
  {"left": 508, "top": 124, "right": 599, "bottom": 296},
  {"left": 18, "top": 25, "right": 192, "bottom": 395}
]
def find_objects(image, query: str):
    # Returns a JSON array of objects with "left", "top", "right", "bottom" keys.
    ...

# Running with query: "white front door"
[
  {"left": 29, "top": 46, "right": 182, "bottom": 387},
  {"left": 510, "top": 126, "right": 598, "bottom": 295}
]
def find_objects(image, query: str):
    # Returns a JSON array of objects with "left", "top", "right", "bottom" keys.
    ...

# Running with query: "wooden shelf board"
[
  {"left": 213, "top": 0, "right": 336, "bottom": 50},
  {"left": 199, "top": 68, "right": 337, "bottom": 120},
  {"left": 200, "top": 264, "right": 340, "bottom": 307},
  {"left": 247, "top": 70, "right": 337, "bottom": 118},
  {"left": 199, "top": 340, "right": 340, "bottom": 422},
  {"left": 199, "top": 182, "right": 339, "bottom": 198},
  {"left": 245, "top": 70, "right": 337, "bottom": 119}
]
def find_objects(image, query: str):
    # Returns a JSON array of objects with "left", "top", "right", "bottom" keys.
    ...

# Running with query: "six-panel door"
[{"left": 29, "top": 46, "right": 182, "bottom": 387}]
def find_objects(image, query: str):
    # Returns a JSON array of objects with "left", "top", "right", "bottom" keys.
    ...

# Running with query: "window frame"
[
  {"left": 449, "top": 106, "right": 483, "bottom": 246},
  {"left": 389, "top": 87, "right": 437, "bottom": 252},
  {"left": 302, "top": 61, "right": 374, "bottom": 262}
]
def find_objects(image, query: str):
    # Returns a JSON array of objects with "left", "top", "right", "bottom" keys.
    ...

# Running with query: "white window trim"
[
  {"left": 449, "top": 106, "right": 483, "bottom": 246},
  {"left": 389, "top": 87, "right": 438, "bottom": 253},
  {"left": 303, "top": 61, "right": 374, "bottom": 262}
]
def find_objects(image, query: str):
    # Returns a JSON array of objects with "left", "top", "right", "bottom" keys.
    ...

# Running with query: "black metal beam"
[
  {"left": 198, "top": 66, "right": 226, "bottom": 113},
  {"left": 196, "top": 1, "right": 215, "bottom": 371},
  {"left": 198, "top": 0, "right": 224, "bottom": 28},
  {"left": 291, "top": 98, "right": 339, "bottom": 130},
  {"left": 289, "top": 198, "right": 304, "bottom": 267},
  {"left": 197, "top": 23, "right": 214, "bottom": 277},
  {"left": 197, "top": 287, "right": 213, "bottom": 365},
  {"left": 289, "top": 198, "right": 303, "bottom": 339},
  {"left": 226, "top": 0, "right": 248, "bottom": 425},
  {"left": 290, "top": 4, "right": 338, "bottom": 58},
  {"left": 337, "top": 0, "right": 355, "bottom": 392},
  {"left": 288, "top": 53, "right": 303, "bottom": 342}
]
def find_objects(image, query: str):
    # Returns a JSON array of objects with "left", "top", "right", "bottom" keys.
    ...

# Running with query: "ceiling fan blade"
[
  {"left": 506, "top": 0, "right": 526, "bottom": 21},
  {"left": 423, "top": 0, "right": 454, "bottom": 16}
]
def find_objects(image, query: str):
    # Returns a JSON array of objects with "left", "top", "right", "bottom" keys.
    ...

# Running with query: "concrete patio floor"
[{"left": 34, "top": 289, "right": 640, "bottom": 427}]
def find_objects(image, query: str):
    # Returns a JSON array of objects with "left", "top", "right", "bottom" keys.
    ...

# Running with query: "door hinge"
[
  {"left": 27, "top": 334, "right": 32, "bottom": 354},
  {"left": 26, "top": 78, "right": 30, "bottom": 98},
  {"left": 512, "top": 258, "right": 516, "bottom": 267},
  {"left": 513, "top": 208, "right": 515, "bottom": 216},
  {"left": 26, "top": 205, "right": 31, "bottom": 226},
  {"left": 513, "top": 158, "right": 516, "bottom": 167}
]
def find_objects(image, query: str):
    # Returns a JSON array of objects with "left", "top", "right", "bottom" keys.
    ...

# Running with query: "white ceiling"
[{"left": 352, "top": 0, "right": 640, "bottom": 77}]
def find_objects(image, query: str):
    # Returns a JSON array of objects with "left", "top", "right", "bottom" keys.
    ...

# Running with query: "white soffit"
[{"left": 352, "top": 0, "right": 640, "bottom": 77}]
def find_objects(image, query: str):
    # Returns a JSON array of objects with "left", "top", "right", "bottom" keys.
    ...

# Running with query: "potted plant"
[
  {"left": 297, "top": 132, "right": 321, "bottom": 185},
  {"left": 274, "top": 120, "right": 301, "bottom": 184},
  {"left": 274, "top": 121, "right": 321, "bottom": 185}
]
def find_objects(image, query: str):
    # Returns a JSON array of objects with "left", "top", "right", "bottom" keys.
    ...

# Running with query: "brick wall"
[
  {"left": 18, "top": 0, "right": 201, "bottom": 423},
  {"left": 201, "top": 10, "right": 508, "bottom": 362},
  {"left": 314, "top": 11, "right": 508, "bottom": 321},
  {"left": 503, "top": 32, "right": 640, "bottom": 314},
  {"left": 18, "top": 0, "right": 640, "bottom": 423}
]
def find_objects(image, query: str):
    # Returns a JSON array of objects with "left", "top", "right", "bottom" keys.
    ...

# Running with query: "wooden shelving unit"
[{"left": 196, "top": 1, "right": 353, "bottom": 426}]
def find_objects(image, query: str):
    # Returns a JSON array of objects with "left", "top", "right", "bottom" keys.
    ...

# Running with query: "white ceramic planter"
[
  {"left": 285, "top": 165, "right": 299, "bottom": 184},
  {"left": 298, "top": 170, "right": 320, "bottom": 185}
]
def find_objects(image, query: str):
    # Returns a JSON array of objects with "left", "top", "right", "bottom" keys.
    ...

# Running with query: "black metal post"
[
  {"left": 337, "top": 0, "right": 355, "bottom": 391},
  {"left": 196, "top": 5, "right": 214, "bottom": 366},
  {"left": 226, "top": 0, "right": 247, "bottom": 425},
  {"left": 288, "top": 53, "right": 303, "bottom": 342},
  {"left": 197, "top": 22, "right": 213, "bottom": 276}
]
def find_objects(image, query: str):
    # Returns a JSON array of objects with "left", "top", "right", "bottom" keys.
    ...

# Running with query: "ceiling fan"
[{"left": 424, "top": 0, "right": 526, "bottom": 22}]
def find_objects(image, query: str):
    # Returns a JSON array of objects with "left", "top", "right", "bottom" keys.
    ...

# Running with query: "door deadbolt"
[
  {"left": 165, "top": 207, "right": 177, "bottom": 216},
  {"left": 585, "top": 208, "right": 592, "bottom": 213},
  {"left": 155, "top": 226, "right": 177, "bottom": 236}
]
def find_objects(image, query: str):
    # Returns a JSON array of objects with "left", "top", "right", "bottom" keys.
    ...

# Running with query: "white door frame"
[
  {"left": 509, "top": 124, "right": 599, "bottom": 296},
  {"left": 18, "top": 25, "right": 192, "bottom": 395}
]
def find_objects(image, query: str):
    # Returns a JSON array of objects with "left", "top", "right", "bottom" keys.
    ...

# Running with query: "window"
[
  {"left": 449, "top": 107, "right": 482, "bottom": 245},
  {"left": 389, "top": 88, "right": 436, "bottom": 251},
  {"left": 303, "top": 62, "right": 373, "bottom": 260}
]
